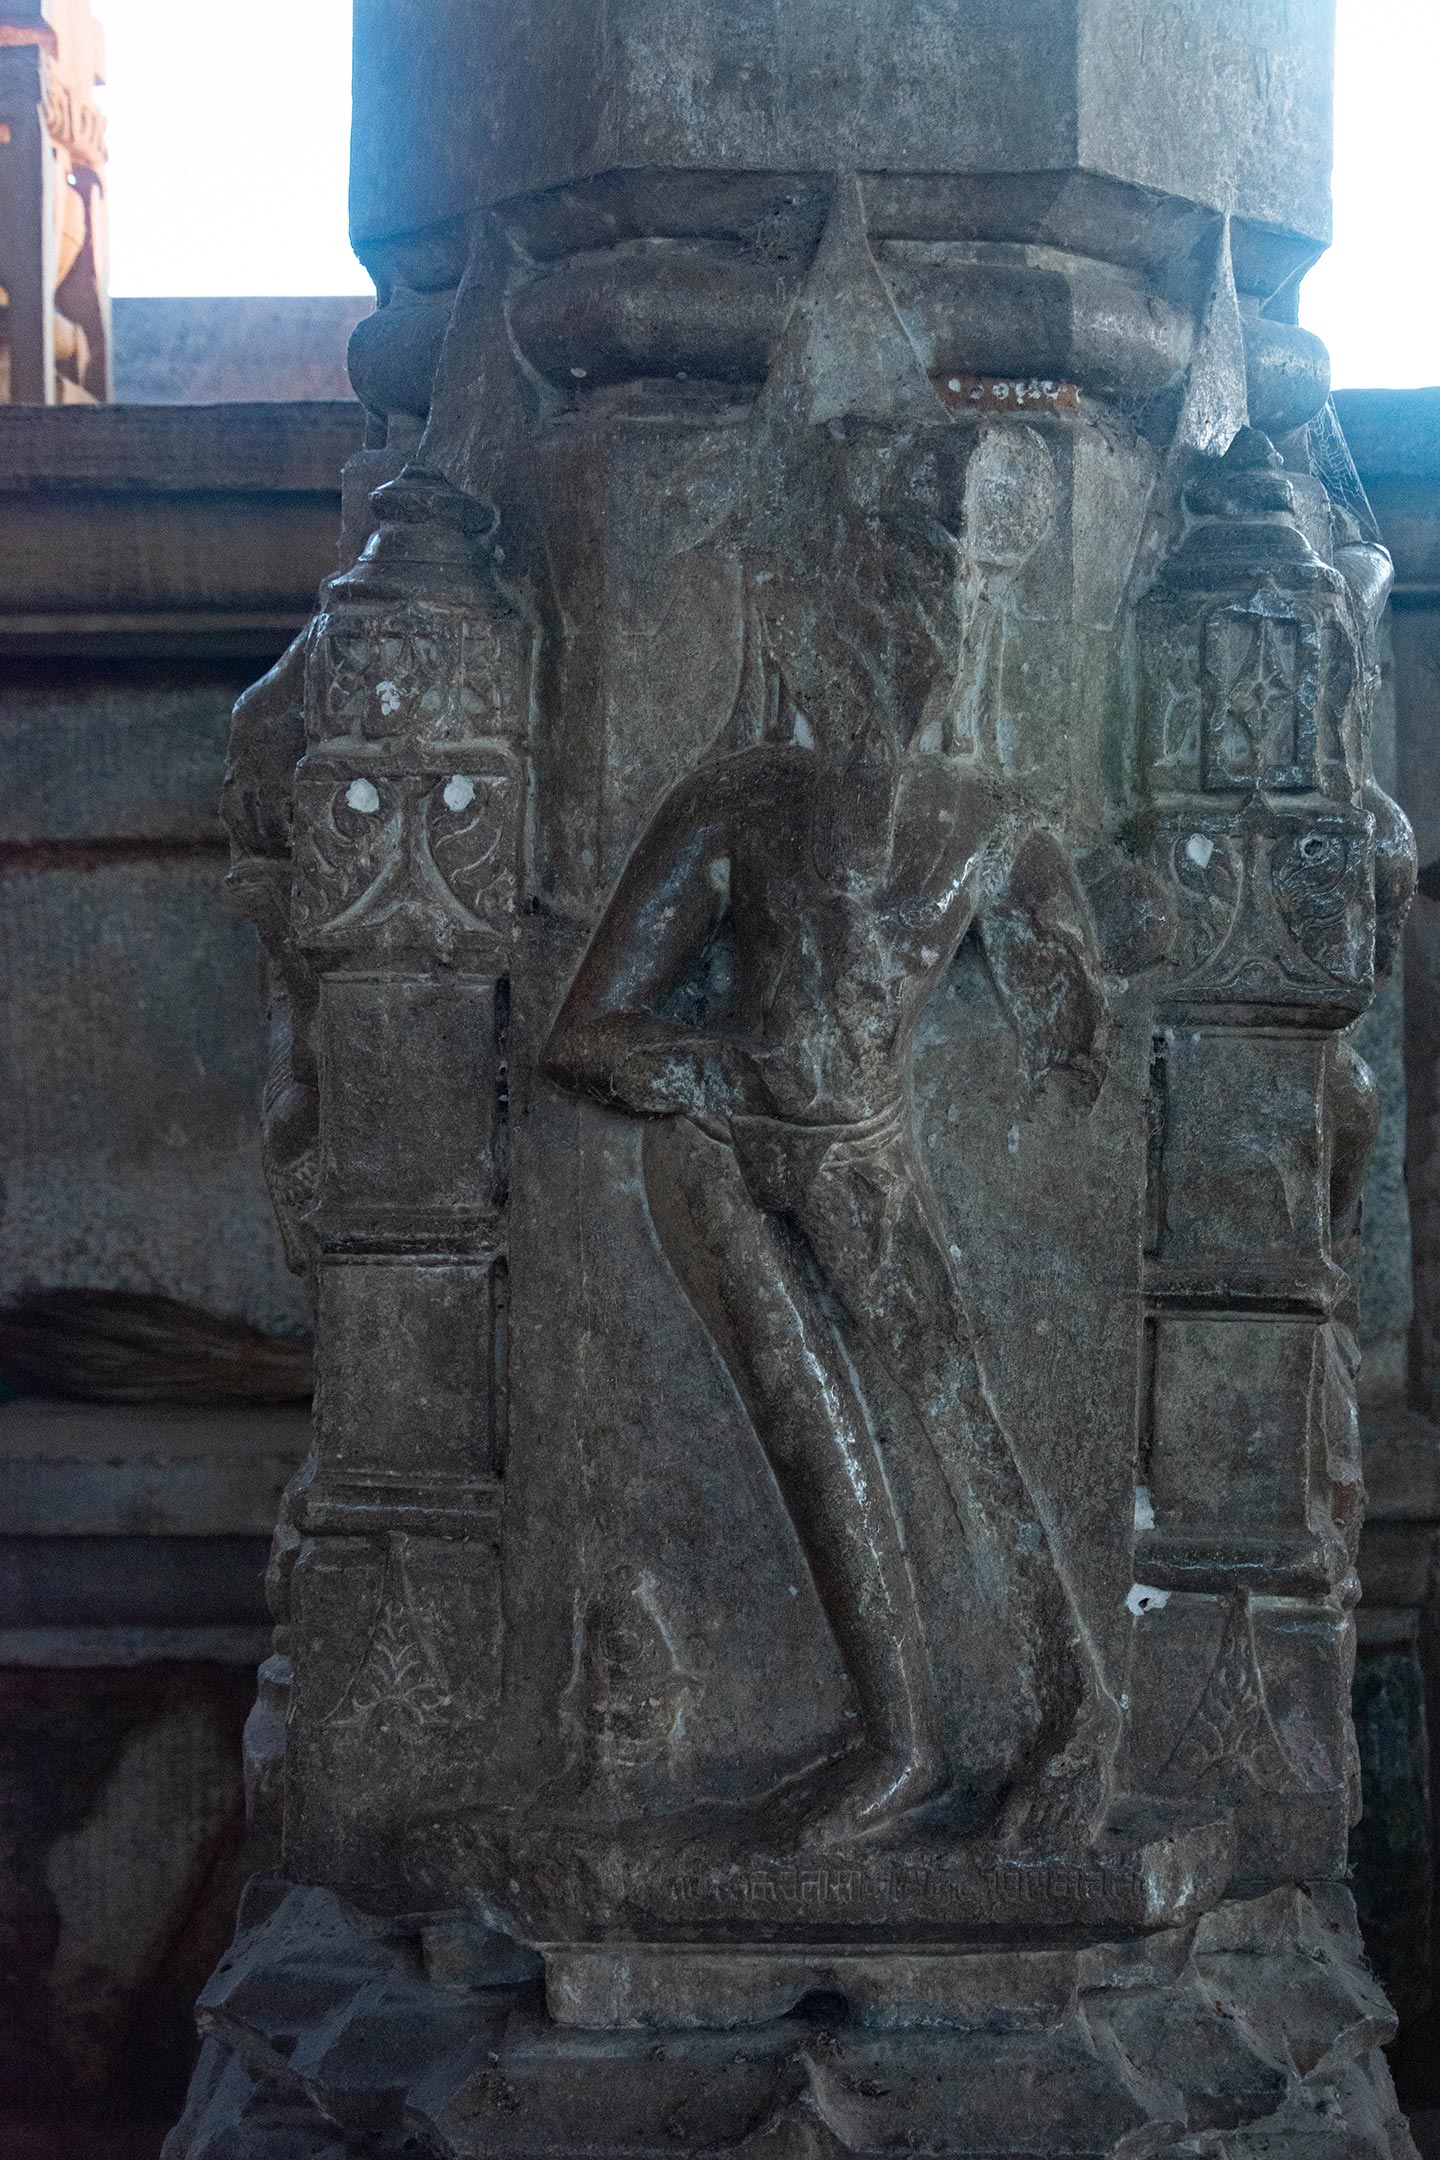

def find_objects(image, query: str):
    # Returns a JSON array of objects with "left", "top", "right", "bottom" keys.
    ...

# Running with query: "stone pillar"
[{"left": 169, "top": 6, "right": 1421, "bottom": 2156}]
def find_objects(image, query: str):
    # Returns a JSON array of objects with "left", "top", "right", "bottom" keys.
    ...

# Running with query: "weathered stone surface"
[
  {"left": 173, "top": 6, "right": 1420, "bottom": 2157},
  {"left": 113, "top": 297, "right": 371, "bottom": 406},
  {"left": 350, "top": 0, "right": 1333, "bottom": 285},
  {"left": 0, "top": 402, "right": 363, "bottom": 659},
  {"left": 168, "top": 1877, "right": 1413, "bottom": 2160},
  {"left": 0, "top": 403, "right": 359, "bottom": 1329},
  {"left": 0, "top": 848, "right": 301, "bottom": 1331}
]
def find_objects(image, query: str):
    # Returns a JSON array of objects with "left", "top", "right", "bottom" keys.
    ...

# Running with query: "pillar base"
[{"left": 165, "top": 1876, "right": 1416, "bottom": 2160}]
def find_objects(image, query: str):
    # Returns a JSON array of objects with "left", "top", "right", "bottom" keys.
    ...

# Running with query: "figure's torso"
[{"left": 716, "top": 745, "right": 997, "bottom": 1124}]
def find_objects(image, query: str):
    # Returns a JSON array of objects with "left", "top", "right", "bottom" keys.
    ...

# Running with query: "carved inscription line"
[{"left": 656, "top": 1859, "right": 1141, "bottom": 1914}]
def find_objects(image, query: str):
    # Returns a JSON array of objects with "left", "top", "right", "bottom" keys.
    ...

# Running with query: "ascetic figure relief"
[{"left": 546, "top": 184, "right": 1118, "bottom": 1850}]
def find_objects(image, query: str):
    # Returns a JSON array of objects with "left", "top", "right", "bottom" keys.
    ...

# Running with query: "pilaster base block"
[
  {"left": 164, "top": 1878, "right": 1418, "bottom": 2160},
  {"left": 453, "top": 1799, "right": 1233, "bottom": 1943}
]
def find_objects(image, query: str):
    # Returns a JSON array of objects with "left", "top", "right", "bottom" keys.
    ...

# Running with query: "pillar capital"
[{"left": 352, "top": 0, "right": 1332, "bottom": 301}]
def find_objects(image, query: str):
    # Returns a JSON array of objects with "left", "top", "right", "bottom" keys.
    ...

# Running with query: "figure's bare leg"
[
  {"left": 643, "top": 1119, "right": 944, "bottom": 1843},
  {"left": 797, "top": 1137, "right": 1118, "bottom": 1846}
]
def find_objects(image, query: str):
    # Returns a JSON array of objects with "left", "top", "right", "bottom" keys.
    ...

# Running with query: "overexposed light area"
[
  {"left": 97, "top": 0, "right": 1438, "bottom": 390},
  {"left": 101, "top": 0, "right": 363, "bottom": 297},
  {"left": 1301, "top": 0, "right": 1440, "bottom": 390}
]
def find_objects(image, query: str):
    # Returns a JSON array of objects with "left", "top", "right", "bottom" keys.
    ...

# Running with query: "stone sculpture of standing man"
[{"left": 546, "top": 183, "right": 1118, "bottom": 1851}]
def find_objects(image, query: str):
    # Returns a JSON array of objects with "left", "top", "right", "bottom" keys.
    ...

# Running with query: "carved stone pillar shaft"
[{"left": 170, "top": 6, "right": 1420, "bottom": 2157}]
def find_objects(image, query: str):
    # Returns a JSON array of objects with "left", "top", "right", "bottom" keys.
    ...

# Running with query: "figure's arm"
[
  {"left": 544, "top": 769, "right": 761, "bottom": 1126},
  {"left": 974, "top": 822, "right": 1108, "bottom": 1102}
]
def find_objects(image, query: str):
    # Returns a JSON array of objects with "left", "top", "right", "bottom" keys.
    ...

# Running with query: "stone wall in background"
[
  {"left": 0, "top": 395, "right": 357, "bottom": 2159},
  {"left": 110, "top": 299, "right": 371, "bottom": 407}
]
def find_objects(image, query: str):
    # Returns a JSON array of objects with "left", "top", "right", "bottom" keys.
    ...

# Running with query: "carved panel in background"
[
  {"left": 1126, "top": 1589, "right": 1353, "bottom": 1884},
  {"left": 1145, "top": 1027, "right": 1328, "bottom": 1272},
  {"left": 317, "top": 1259, "right": 500, "bottom": 1482},
  {"left": 1146, "top": 1317, "right": 1318, "bottom": 1540},
  {"left": 320, "top": 975, "right": 502, "bottom": 1220},
  {"left": 293, "top": 1536, "right": 504, "bottom": 1737},
  {"left": 1158, "top": 824, "right": 1244, "bottom": 977},
  {"left": 1138, "top": 430, "right": 1364, "bottom": 807},
  {"left": 325, "top": 1538, "right": 457, "bottom": 1736}
]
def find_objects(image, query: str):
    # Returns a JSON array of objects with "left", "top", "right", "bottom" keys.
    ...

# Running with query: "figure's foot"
[
  {"left": 799, "top": 1744, "right": 947, "bottom": 1849},
  {"left": 999, "top": 1689, "right": 1121, "bottom": 1853}
]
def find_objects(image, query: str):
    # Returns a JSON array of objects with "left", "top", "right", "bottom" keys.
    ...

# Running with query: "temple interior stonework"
[{"left": 1, "top": 4, "right": 1439, "bottom": 2159}]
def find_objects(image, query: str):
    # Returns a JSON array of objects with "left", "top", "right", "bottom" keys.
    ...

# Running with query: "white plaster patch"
[
  {"left": 376, "top": 681, "right": 401, "bottom": 717},
  {"left": 1133, "top": 1484, "right": 1156, "bottom": 1532},
  {"left": 443, "top": 774, "right": 476, "bottom": 812},
  {"left": 345, "top": 778, "right": 380, "bottom": 814},
  {"left": 792, "top": 713, "right": 816, "bottom": 750},
  {"left": 1007, "top": 1123, "right": 1020, "bottom": 1155},
  {"left": 709, "top": 856, "right": 732, "bottom": 896},
  {"left": 916, "top": 718, "right": 944, "bottom": 753},
  {"left": 1126, "top": 1582, "right": 1170, "bottom": 1617},
  {"left": 1185, "top": 832, "right": 1214, "bottom": 869}
]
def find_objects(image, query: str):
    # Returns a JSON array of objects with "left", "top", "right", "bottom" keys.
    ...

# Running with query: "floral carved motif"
[
  {"left": 307, "top": 612, "right": 515, "bottom": 746},
  {"left": 291, "top": 751, "right": 521, "bottom": 958},
  {"left": 1154, "top": 1592, "right": 1325, "bottom": 1801},
  {"left": 1270, "top": 823, "right": 1373, "bottom": 980},
  {"left": 325, "top": 1541, "right": 455, "bottom": 1735},
  {"left": 1201, "top": 604, "right": 1318, "bottom": 793},
  {"left": 1144, "top": 809, "right": 1375, "bottom": 1009}
]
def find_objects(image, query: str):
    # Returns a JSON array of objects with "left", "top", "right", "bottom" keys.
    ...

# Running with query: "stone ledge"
[
  {"left": 0, "top": 1399, "right": 309, "bottom": 1537},
  {"left": 0, "top": 402, "right": 365, "bottom": 496},
  {"left": 0, "top": 1624, "right": 272, "bottom": 1668},
  {"left": 1334, "top": 390, "right": 1440, "bottom": 490}
]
